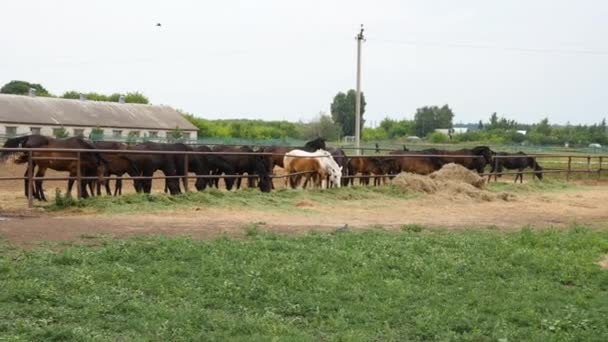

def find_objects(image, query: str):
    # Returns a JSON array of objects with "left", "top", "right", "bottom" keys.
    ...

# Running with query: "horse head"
[
  {"left": 473, "top": 146, "right": 494, "bottom": 165},
  {"left": 254, "top": 155, "right": 272, "bottom": 193},
  {"left": 530, "top": 157, "right": 543, "bottom": 180}
]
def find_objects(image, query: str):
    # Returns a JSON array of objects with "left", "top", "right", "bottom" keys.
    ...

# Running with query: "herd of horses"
[{"left": 0, "top": 135, "right": 544, "bottom": 201}]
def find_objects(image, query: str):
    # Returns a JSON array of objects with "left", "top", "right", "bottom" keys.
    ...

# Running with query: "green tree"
[
  {"left": 89, "top": 127, "right": 104, "bottom": 141},
  {"left": 413, "top": 105, "right": 454, "bottom": 137},
  {"left": 169, "top": 126, "right": 184, "bottom": 142},
  {"left": 301, "top": 113, "right": 342, "bottom": 141},
  {"left": 1, "top": 80, "right": 51, "bottom": 96},
  {"left": 330, "top": 90, "right": 366, "bottom": 136},
  {"left": 61, "top": 91, "right": 149, "bottom": 104},
  {"left": 53, "top": 126, "right": 69, "bottom": 138}
]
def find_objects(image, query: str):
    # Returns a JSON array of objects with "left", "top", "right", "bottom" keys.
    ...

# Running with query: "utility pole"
[{"left": 355, "top": 24, "right": 365, "bottom": 155}]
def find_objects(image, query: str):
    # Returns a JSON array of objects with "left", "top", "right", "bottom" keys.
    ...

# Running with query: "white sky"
[{"left": 1, "top": 0, "right": 607, "bottom": 125}]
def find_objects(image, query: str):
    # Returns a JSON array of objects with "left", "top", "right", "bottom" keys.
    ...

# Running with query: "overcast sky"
[{"left": 1, "top": 0, "right": 607, "bottom": 126}]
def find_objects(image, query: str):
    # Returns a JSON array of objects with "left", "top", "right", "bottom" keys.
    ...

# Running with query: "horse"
[
  {"left": 1, "top": 135, "right": 107, "bottom": 200},
  {"left": 388, "top": 150, "right": 444, "bottom": 175},
  {"left": 93, "top": 141, "right": 137, "bottom": 196},
  {"left": 421, "top": 146, "right": 493, "bottom": 174},
  {"left": 211, "top": 145, "right": 272, "bottom": 192},
  {"left": 371, "top": 157, "right": 402, "bottom": 185},
  {"left": 193, "top": 145, "right": 237, "bottom": 191},
  {"left": 347, "top": 157, "right": 385, "bottom": 186},
  {"left": 490, "top": 152, "right": 543, "bottom": 183},
  {"left": 261, "top": 137, "right": 327, "bottom": 170},
  {"left": 327, "top": 147, "right": 349, "bottom": 187},
  {"left": 127, "top": 142, "right": 184, "bottom": 195},
  {"left": 283, "top": 149, "right": 342, "bottom": 189}
]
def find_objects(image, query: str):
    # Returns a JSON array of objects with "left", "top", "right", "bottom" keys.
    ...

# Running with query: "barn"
[{"left": 0, "top": 93, "right": 198, "bottom": 141}]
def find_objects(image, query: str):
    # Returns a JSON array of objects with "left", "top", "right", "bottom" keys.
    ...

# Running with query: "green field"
[{"left": 1, "top": 227, "right": 607, "bottom": 341}]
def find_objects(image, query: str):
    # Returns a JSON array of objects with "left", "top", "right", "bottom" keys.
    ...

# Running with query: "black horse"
[
  {"left": 490, "top": 152, "right": 543, "bottom": 183},
  {"left": 128, "top": 142, "right": 187, "bottom": 195},
  {"left": 193, "top": 145, "right": 237, "bottom": 191},
  {"left": 210, "top": 145, "right": 272, "bottom": 192}
]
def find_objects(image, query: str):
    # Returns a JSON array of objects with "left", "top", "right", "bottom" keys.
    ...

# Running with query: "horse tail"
[{"left": 0, "top": 135, "right": 32, "bottom": 162}]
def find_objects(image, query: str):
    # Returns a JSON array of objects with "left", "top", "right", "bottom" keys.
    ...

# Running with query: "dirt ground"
[{"left": 1, "top": 161, "right": 608, "bottom": 248}]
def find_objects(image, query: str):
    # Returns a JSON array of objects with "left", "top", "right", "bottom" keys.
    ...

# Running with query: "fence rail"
[{"left": 0, "top": 146, "right": 607, "bottom": 209}]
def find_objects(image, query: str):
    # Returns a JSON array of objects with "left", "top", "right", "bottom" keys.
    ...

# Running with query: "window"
[
  {"left": 112, "top": 130, "right": 123, "bottom": 138},
  {"left": 5, "top": 126, "right": 17, "bottom": 136},
  {"left": 148, "top": 131, "right": 158, "bottom": 138},
  {"left": 30, "top": 127, "right": 41, "bottom": 134},
  {"left": 73, "top": 128, "right": 85, "bottom": 137},
  {"left": 129, "top": 131, "right": 140, "bottom": 137},
  {"left": 183, "top": 132, "right": 191, "bottom": 140}
]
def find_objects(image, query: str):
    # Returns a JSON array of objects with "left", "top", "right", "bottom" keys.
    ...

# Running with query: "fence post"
[
  {"left": 599, "top": 156, "right": 603, "bottom": 180},
  {"left": 567, "top": 156, "right": 572, "bottom": 182},
  {"left": 27, "top": 150, "right": 34, "bottom": 209},
  {"left": 76, "top": 151, "right": 82, "bottom": 200},
  {"left": 183, "top": 153, "right": 189, "bottom": 193},
  {"left": 587, "top": 156, "right": 591, "bottom": 178}
]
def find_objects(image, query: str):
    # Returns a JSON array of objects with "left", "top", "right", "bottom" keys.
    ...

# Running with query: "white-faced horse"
[{"left": 283, "top": 149, "right": 342, "bottom": 189}]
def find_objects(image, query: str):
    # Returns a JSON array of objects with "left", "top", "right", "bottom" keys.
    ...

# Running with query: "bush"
[{"left": 428, "top": 131, "right": 449, "bottom": 143}]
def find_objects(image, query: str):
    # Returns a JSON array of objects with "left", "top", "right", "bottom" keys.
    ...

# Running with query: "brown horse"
[
  {"left": 388, "top": 150, "right": 444, "bottom": 175},
  {"left": 1, "top": 135, "right": 106, "bottom": 200},
  {"left": 283, "top": 149, "right": 341, "bottom": 189},
  {"left": 93, "top": 141, "right": 136, "bottom": 196},
  {"left": 347, "top": 157, "right": 384, "bottom": 186}
]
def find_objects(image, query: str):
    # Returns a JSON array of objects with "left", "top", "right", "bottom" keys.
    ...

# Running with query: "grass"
[
  {"left": 486, "top": 178, "right": 578, "bottom": 193},
  {"left": 1, "top": 227, "right": 607, "bottom": 340},
  {"left": 46, "top": 179, "right": 581, "bottom": 215},
  {"left": 46, "top": 185, "right": 419, "bottom": 214}
]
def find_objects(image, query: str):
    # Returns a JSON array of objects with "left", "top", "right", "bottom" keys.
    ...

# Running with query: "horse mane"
[{"left": 304, "top": 137, "right": 326, "bottom": 151}]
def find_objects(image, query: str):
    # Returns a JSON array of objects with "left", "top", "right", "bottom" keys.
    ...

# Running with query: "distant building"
[
  {"left": 516, "top": 130, "right": 527, "bottom": 135},
  {"left": 0, "top": 93, "right": 197, "bottom": 140},
  {"left": 434, "top": 127, "right": 468, "bottom": 136}
]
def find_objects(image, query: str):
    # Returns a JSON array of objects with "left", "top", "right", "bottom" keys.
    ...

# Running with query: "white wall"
[{"left": 1, "top": 123, "right": 197, "bottom": 140}]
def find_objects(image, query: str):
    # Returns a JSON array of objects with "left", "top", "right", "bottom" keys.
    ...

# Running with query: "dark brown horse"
[
  {"left": 388, "top": 150, "right": 444, "bottom": 175},
  {"left": 93, "top": 141, "right": 138, "bottom": 196},
  {"left": 490, "top": 152, "right": 543, "bottom": 183},
  {"left": 1, "top": 135, "right": 106, "bottom": 200},
  {"left": 193, "top": 145, "right": 237, "bottom": 191},
  {"left": 127, "top": 142, "right": 184, "bottom": 195},
  {"left": 421, "top": 146, "right": 493, "bottom": 174},
  {"left": 211, "top": 145, "right": 272, "bottom": 192}
]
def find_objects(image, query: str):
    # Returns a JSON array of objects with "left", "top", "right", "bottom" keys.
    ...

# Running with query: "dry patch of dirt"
[{"left": 597, "top": 255, "right": 608, "bottom": 270}]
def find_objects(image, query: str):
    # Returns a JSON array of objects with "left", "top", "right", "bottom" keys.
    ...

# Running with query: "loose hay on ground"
[
  {"left": 392, "top": 163, "right": 513, "bottom": 201},
  {"left": 429, "top": 163, "right": 486, "bottom": 189}
]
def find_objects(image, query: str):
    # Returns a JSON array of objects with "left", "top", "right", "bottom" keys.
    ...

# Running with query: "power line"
[{"left": 367, "top": 37, "right": 608, "bottom": 56}]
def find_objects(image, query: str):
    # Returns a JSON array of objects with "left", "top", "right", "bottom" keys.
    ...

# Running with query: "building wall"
[{"left": 0, "top": 123, "right": 197, "bottom": 140}]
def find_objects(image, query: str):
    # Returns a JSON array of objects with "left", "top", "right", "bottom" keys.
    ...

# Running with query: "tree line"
[{"left": 1, "top": 80, "right": 149, "bottom": 104}]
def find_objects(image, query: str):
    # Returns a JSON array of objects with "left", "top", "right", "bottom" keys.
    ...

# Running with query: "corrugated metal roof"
[{"left": 0, "top": 94, "right": 198, "bottom": 131}]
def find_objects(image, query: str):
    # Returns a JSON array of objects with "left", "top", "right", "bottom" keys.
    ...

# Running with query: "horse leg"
[
  {"left": 35, "top": 167, "right": 47, "bottom": 201},
  {"left": 105, "top": 176, "right": 112, "bottom": 196}
]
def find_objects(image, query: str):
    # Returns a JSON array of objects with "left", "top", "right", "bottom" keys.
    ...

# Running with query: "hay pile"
[{"left": 392, "top": 163, "right": 513, "bottom": 202}]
